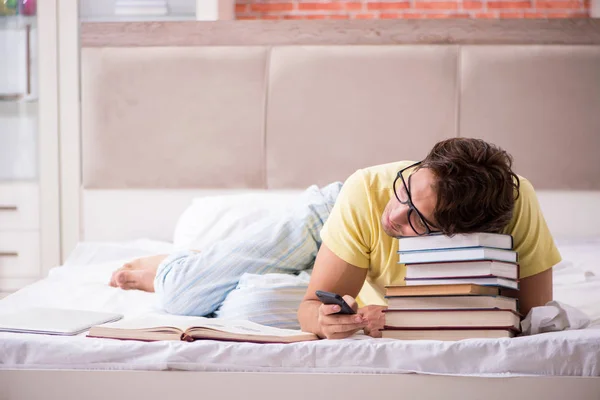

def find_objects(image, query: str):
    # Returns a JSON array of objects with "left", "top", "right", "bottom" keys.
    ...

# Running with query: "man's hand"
[
  {"left": 358, "top": 305, "right": 387, "bottom": 338},
  {"left": 297, "top": 244, "right": 369, "bottom": 339},
  {"left": 317, "top": 295, "right": 367, "bottom": 339}
]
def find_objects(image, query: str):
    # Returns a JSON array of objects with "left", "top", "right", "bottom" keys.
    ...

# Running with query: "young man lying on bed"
[{"left": 109, "top": 138, "right": 560, "bottom": 339}]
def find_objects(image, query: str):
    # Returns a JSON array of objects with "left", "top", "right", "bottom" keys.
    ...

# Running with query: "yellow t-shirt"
[{"left": 319, "top": 161, "right": 562, "bottom": 306}]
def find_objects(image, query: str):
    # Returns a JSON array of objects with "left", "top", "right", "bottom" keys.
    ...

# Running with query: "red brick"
[
  {"left": 235, "top": 4, "right": 248, "bottom": 13},
  {"left": 282, "top": 15, "right": 306, "bottom": 19},
  {"left": 414, "top": 2, "right": 460, "bottom": 10},
  {"left": 367, "top": 2, "right": 411, "bottom": 10},
  {"left": 354, "top": 13, "right": 377, "bottom": 18},
  {"left": 474, "top": 12, "right": 498, "bottom": 17},
  {"left": 522, "top": 11, "right": 586, "bottom": 17},
  {"left": 546, "top": 11, "right": 589, "bottom": 16},
  {"left": 346, "top": 2, "right": 364, "bottom": 10},
  {"left": 306, "top": 14, "right": 329, "bottom": 19},
  {"left": 463, "top": 1, "right": 484, "bottom": 9},
  {"left": 298, "top": 2, "right": 362, "bottom": 11},
  {"left": 380, "top": 12, "right": 402, "bottom": 18},
  {"left": 424, "top": 12, "right": 471, "bottom": 17},
  {"left": 237, "top": 15, "right": 258, "bottom": 20},
  {"left": 250, "top": 3, "right": 294, "bottom": 12},
  {"left": 524, "top": 12, "right": 547, "bottom": 17},
  {"left": 261, "top": 14, "right": 282, "bottom": 19},
  {"left": 499, "top": 11, "right": 525, "bottom": 17},
  {"left": 402, "top": 13, "right": 426, "bottom": 18},
  {"left": 488, "top": 1, "right": 531, "bottom": 9},
  {"left": 535, "top": 1, "right": 581, "bottom": 8},
  {"left": 329, "top": 14, "right": 351, "bottom": 19}
]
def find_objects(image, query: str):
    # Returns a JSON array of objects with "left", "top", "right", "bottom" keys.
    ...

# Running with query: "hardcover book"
[{"left": 87, "top": 314, "right": 318, "bottom": 344}]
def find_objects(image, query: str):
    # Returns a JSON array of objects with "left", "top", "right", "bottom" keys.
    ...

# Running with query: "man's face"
[{"left": 381, "top": 167, "right": 438, "bottom": 238}]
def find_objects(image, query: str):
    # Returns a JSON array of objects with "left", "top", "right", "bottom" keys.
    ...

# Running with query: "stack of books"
[{"left": 382, "top": 232, "right": 521, "bottom": 341}]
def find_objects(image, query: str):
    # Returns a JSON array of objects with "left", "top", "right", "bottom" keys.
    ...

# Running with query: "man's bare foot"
[{"left": 109, "top": 254, "right": 167, "bottom": 292}]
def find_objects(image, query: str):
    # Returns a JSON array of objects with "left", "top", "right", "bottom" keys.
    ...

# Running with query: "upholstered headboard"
[
  {"left": 81, "top": 43, "right": 600, "bottom": 190},
  {"left": 66, "top": 20, "right": 600, "bottom": 255}
]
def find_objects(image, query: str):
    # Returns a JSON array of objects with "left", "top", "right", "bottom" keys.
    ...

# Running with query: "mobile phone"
[{"left": 315, "top": 290, "right": 356, "bottom": 315}]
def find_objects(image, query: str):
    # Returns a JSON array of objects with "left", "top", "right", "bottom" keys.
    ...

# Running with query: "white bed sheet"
[{"left": 1, "top": 239, "right": 600, "bottom": 377}]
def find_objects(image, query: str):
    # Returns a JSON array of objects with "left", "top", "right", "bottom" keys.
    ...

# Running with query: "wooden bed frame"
[
  {"left": 3, "top": 371, "right": 600, "bottom": 400},
  {"left": 4, "top": 19, "right": 600, "bottom": 399}
]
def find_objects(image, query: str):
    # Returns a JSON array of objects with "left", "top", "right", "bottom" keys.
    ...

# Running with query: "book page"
[
  {"left": 99, "top": 313, "right": 215, "bottom": 332},
  {"left": 100, "top": 313, "right": 313, "bottom": 338},
  {"left": 188, "top": 318, "right": 313, "bottom": 338}
]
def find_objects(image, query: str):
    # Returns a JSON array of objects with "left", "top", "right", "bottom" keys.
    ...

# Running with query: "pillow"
[
  {"left": 214, "top": 272, "right": 311, "bottom": 330},
  {"left": 553, "top": 237, "right": 600, "bottom": 324},
  {"left": 172, "top": 192, "right": 302, "bottom": 251}
]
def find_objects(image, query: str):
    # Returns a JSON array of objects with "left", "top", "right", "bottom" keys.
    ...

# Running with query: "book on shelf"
[
  {"left": 385, "top": 283, "right": 500, "bottom": 297},
  {"left": 383, "top": 309, "right": 521, "bottom": 330},
  {"left": 87, "top": 314, "right": 318, "bottom": 344},
  {"left": 404, "top": 275, "right": 519, "bottom": 290},
  {"left": 381, "top": 327, "right": 517, "bottom": 341},
  {"left": 398, "top": 247, "right": 517, "bottom": 264},
  {"left": 385, "top": 295, "right": 518, "bottom": 312},
  {"left": 398, "top": 232, "right": 513, "bottom": 252},
  {"left": 405, "top": 260, "right": 519, "bottom": 280}
]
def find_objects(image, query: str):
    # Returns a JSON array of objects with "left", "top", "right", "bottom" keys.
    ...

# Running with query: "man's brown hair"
[{"left": 420, "top": 138, "right": 520, "bottom": 235}]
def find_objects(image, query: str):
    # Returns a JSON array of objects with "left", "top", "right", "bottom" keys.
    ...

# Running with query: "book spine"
[
  {"left": 181, "top": 333, "right": 195, "bottom": 342},
  {"left": 404, "top": 274, "right": 498, "bottom": 280}
]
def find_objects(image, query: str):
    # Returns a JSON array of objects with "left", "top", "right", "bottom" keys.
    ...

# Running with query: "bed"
[{"left": 2, "top": 19, "right": 600, "bottom": 400}]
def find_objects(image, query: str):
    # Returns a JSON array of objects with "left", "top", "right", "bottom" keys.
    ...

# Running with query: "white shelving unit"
[
  {"left": 79, "top": 0, "right": 197, "bottom": 22},
  {"left": 0, "top": 0, "right": 234, "bottom": 297},
  {"left": 0, "top": 2, "right": 60, "bottom": 296},
  {"left": 77, "top": 0, "right": 235, "bottom": 22}
]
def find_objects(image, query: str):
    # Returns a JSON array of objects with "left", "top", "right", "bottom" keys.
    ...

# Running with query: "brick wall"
[{"left": 235, "top": 0, "right": 591, "bottom": 19}]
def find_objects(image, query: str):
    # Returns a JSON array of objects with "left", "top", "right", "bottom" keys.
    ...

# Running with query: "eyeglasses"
[{"left": 392, "top": 161, "right": 439, "bottom": 237}]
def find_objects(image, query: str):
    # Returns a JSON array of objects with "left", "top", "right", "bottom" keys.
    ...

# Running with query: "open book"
[{"left": 87, "top": 314, "right": 318, "bottom": 344}]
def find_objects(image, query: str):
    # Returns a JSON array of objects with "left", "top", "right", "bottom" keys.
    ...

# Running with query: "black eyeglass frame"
[{"left": 392, "top": 161, "right": 439, "bottom": 237}]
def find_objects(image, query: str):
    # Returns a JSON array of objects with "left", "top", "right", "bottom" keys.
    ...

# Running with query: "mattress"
[{"left": 1, "top": 238, "right": 599, "bottom": 376}]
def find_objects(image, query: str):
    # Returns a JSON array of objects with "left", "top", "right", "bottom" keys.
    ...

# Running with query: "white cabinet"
[
  {"left": 0, "top": 183, "right": 41, "bottom": 284},
  {"left": 0, "top": 3, "right": 60, "bottom": 295},
  {"left": 0, "top": 232, "right": 40, "bottom": 279},
  {"left": 0, "top": 102, "right": 37, "bottom": 180},
  {"left": 0, "top": 182, "right": 39, "bottom": 229},
  {"left": 0, "top": 16, "right": 37, "bottom": 101}
]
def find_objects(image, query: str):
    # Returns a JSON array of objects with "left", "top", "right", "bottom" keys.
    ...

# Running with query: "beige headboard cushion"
[
  {"left": 460, "top": 45, "right": 600, "bottom": 190},
  {"left": 81, "top": 46, "right": 268, "bottom": 189},
  {"left": 81, "top": 44, "right": 600, "bottom": 190},
  {"left": 266, "top": 46, "right": 458, "bottom": 189}
]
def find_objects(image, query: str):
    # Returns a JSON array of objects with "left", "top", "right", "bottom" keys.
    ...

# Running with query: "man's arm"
[
  {"left": 517, "top": 268, "right": 552, "bottom": 316},
  {"left": 502, "top": 178, "right": 559, "bottom": 317},
  {"left": 298, "top": 244, "right": 368, "bottom": 339}
]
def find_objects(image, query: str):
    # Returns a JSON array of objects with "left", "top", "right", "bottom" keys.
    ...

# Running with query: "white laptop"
[{"left": 0, "top": 307, "right": 123, "bottom": 336}]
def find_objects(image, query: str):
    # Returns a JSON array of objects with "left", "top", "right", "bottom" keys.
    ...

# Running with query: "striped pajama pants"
[{"left": 153, "top": 182, "right": 343, "bottom": 318}]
